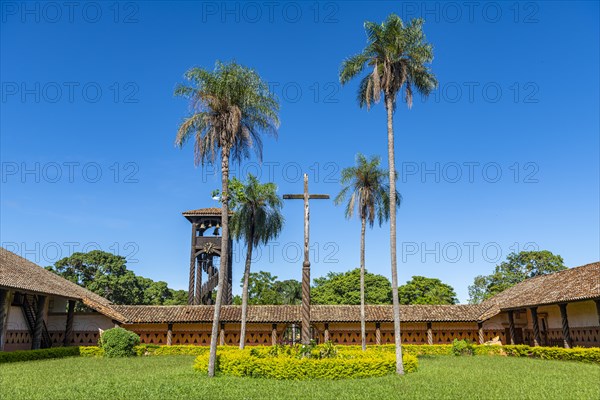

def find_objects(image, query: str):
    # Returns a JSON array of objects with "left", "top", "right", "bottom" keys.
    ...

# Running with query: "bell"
[
  {"left": 208, "top": 222, "right": 212, "bottom": 228},
  {"left": 200, "top": 223, "right": 206, "bottom": 229},
  {"left": 215, "top": 223, "right": 220, "bottom": 228},
  {"left": 213, "top": 227, "right": 220, "bottom": 236}
]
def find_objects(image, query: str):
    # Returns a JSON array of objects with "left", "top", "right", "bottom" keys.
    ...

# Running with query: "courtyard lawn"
[{"left": 1, "top": 355, "right": 598, "bottom": 400}]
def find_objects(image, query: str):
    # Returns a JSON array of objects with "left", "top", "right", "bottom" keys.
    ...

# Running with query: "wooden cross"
[{"left": 283, "top": 174, "right": 329, "bottom": 345}]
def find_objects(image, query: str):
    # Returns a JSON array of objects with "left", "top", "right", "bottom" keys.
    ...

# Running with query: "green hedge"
[
  {"left": 79, "top": 346, "right": 105, "bottom": 357},
  {"left": 130, "top": 343, "right": 600, "bottom": 364},
  {"left": 100, "top": 327, "right": 140, "bottom": 358},
  {"left": 193, "top": 348, "right": 418, "bottom": 379},
  {"left": 0, "top": 346, "right": 81, "bottom": 363}
]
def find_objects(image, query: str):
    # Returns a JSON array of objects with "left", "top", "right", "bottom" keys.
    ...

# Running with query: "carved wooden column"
[
  {"left": 188, "top": 223, "right": 197, "bottom": 305},
  {"left": 477, "top": 322, "right": 484, "bottom": 345},
  {"left": 219, "top": 323, "right": 225, "bottom": 346},
  {"left": 323, "top": 323, "right": 329, "bottom": 343},
  {"left": 426, "top": 322, "right": 433, "bottom": 345},
  {"left": 63, "top": 300, "right": 75, "bottom": 346},
  {"left": 375, "top": 323, "right": 381, "bottom": 345},
  {"left": 559, "top": 303, "right": 572, "bottom": 349},
  {"left": 0, "top": 289, "right": 9, "bottom": 351},
  {"left": 529, "top": 307, "right": 541, "bottom": 347},
  {"left": 594, "top": 299, "right": 600, "bottom": 326},
  {"left": 32, "top": 295, "right": 47, "bottom": 350},
  {"left": 166, "top": 323, "right": 173, "bottom": 346},
  {"left": 194, "top": 255, "right": 202, "bottom": 305},
  {"left": 508, "top": 310, "right": 516, "bottom": 345},
  {"left": 271, "top": 324, "right": 277, "bottom": 346}
]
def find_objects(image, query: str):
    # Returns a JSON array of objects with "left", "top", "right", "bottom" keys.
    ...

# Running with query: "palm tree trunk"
[
  {"left": 360, "top": 214, "right": 366, "bottom": 351},
  {"left": 208, "top": 150, "right": 231, "bottom": 377},
  {"left": 239, "top": 226, "right": 254, "bottom": 349},
  {"left": 386, "top": 95, "right": 404, "bottom": 375}
]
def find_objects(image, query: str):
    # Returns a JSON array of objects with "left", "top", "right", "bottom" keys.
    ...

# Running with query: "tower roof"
[{"left": 181, "top": 207, "right": 223, "bottom": 217}]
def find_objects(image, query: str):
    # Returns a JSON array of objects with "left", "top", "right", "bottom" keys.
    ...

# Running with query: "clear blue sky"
[{"left": 1, "top": 1, "right": 598, "bottom": 302}]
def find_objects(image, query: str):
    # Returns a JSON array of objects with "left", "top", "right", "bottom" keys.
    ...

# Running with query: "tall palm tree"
[
  {"left": 230, "top": 174, "right": 284, "bottom": 349},
  {"left": 339, "top": 15, "right": 437, "bottom": 374},
  {"left": 334, "top": 153, "right": 400, "bottom": 351},
  {"left": 175, "top": 61, "right": 279, "bottom": 377}
]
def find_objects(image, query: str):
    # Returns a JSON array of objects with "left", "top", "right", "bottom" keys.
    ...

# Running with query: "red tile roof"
[
  {"left": 111, "top": 304, "right": 485, "bottom": 324},
  {"left": 0, "top": 247, "right": 125, "bottom": 322},
  {"left": 479, "top": 262, "right": 600, "bottom": 320}
]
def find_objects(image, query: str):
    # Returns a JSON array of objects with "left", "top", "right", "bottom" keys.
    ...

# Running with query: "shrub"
[
  {"left": 193, "top": 346, "right": 418, "bottom": 379},
  {"left": 0, "top": 346, "right": 80, "bottom": 363},
  {"left": 79, "top": 346, "right": 104, "bottom": 357},
  {"left": 452, "top": 339, "right": 474, "bottom": 356},
  {"left": 100, "top": 327, "right": 140, "bottom": 358}
]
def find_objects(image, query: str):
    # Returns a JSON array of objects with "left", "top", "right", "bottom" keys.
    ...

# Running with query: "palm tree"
[
  {"left": 230, "top": 174, "right": 284, "bottom": 349},
  {"left": 175, "top": 61, "right": 279, "bottom": 376},
  {"left": 334, "top": 153, "right": 400, "bottom": 351},
  {"left": 339, "top": 15, "right": 437, "bottom": 374}
]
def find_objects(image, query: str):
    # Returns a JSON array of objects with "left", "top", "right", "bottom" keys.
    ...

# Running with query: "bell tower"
[{"left": 182, "top": 207, "right": 233, "bottom": 305}]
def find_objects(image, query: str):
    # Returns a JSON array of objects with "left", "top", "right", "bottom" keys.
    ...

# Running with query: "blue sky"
[{"left": 1, "top": 1, "right": 598, "bottom": 302}]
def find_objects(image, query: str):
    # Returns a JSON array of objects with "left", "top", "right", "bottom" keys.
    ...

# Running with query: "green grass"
[{"left": 1, "top": 355, "right": 598, "bottom": 399}]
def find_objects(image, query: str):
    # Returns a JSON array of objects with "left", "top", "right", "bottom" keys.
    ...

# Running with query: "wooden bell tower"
[{"left": 182, "top": 208, "right": 233, "bottom": 305}]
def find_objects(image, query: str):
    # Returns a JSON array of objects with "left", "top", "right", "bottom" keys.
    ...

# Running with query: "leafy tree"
[
  {"left": 174, "top": 61, "right": 279, "bottom": 376},
  {"left": 164, "top": 289, "right": 188, "bottom": 306},
  {"left": 468, "top": 250, "right": 566, "bottom": 303},
  {"left": 228, "top": 174, "right": 284, "bottom": 349},
  {"left": 273, "top": 279, "right": 302, "bottom": 305},
  {"left": 233, "top": 272, "right": 301, "bottom": 305},
  {"left": 334, "top": 153, "right": 399, "bottom": 350},
  {"left": 312, "top": 269, "right": 392, "bottom": 305},
  {"left": 398, "top": 276, "right": 457, "bottom": 305},
  {"left": 340, "top": 15, "right": 437, "bottom": 374},
  {"left": 47, "top": 251, "right": 187, "bottom": 306},
  {"left": 245, "top": 271, "right": 281, "bottom": 305}
]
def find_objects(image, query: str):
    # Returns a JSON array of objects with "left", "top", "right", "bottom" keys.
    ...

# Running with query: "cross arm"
[{"left": 283, "top": 194, "right": 330, "bottom": 200}]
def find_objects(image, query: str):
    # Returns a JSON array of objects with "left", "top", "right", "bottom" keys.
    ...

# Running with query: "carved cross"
[{"left": 283, "top": 174, "right": 329, "bottom": 345}]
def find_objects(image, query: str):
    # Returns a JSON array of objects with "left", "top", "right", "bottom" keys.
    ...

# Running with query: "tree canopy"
[
  {"left": 233, "top": 271, "right": 301, "bottom": 305},
  {"left": 46, "top": 250, "right": 187, "bottom": 306},
  {"left": 468, "top": 250, "right": 566, "bottom": 304},
  {"left": 398, "top": 276, "right": 457, "bottom": 305},
  {"left": 312, "top": 268, "right": 392, "bottom": 305}
]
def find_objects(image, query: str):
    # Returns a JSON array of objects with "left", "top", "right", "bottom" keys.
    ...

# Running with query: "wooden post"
[
  {"left": 477, "top": 322, "right": 484, "bottom": 344},
  {"left": 529, "top": 307, "right": 541, "bottom": 347},
  {"left": 63, "top": 300, "right": 75, "bottom": 347},
  {"left": 426, "top": 322, "right": 433, "bottom": 345},
  {"left": 375, "top": 323, "right": 381, "bottom": 345},
  {"left": 292, "top": 324, "right": 297, "bottom": 345},
  {"left": 194, "top": 255, "right": 202, "bottom": 306},
  {"left": 188, "top": 223, "right": 197, "bottom": 305},
  {"left": 271, "top": 324, "right": 277, "bottom": 346},
  {"left": 32, "top": 295, "right": 47, "bottom": 350},
  {"left": 219, "top": 323, "right": 225, "bottom": 346},
  {"left": 226, "top": 244, "right": 233, "bottom": 305},
  {"left": 508, "top": 310, "right": 516, "bottom": 345},
  {"left": 559, "top": 303, "right": 572, "bottom": 349},
  {"left": 167, "top": 323, "right": 173, "bottom": 346},
  {"left": 323, "top": 323, "right": 330, "bottom": 343},
  {"left": 301, "top": 175, "right": 311, "bottom": 345},
  {"left": 0, "top": 289, "right": 8, "bottom": 351},
  {"left": 594, "top": 299, "right": 600, "bottom": 326},
  {"left": 283, "top": 175, "right": 329, "bottom": 345}
]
